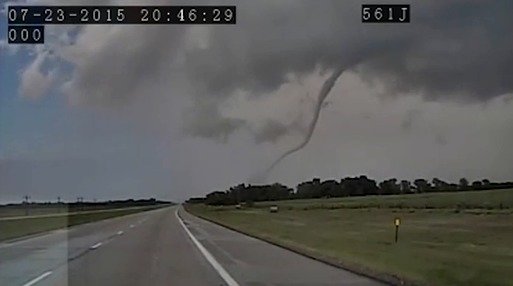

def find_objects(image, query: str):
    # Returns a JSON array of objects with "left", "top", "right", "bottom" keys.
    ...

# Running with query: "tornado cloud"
[{"left": 252, "top": 66, "right": 346, "bottom": 182}]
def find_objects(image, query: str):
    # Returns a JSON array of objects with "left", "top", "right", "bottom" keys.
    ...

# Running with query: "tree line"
[{"left": 187, "top": 177, "right": 513, "bottom": 206}]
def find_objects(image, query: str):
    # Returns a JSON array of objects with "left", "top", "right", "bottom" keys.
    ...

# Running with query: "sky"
[{"left": 1, "top": 0, "right": 513, "bottom": 203}]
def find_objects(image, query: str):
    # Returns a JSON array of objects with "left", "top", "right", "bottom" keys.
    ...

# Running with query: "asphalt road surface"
[{"left": 0, "top": 206, "right": 383, "bottom": 286}]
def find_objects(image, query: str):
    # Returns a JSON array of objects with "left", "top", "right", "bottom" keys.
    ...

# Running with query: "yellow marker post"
[{"left": 394, "top": 217, "right": 400, "bottom": 243}]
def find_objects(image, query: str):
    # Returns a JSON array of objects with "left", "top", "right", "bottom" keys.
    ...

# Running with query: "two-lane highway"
[{"left": 0, "top": 206, "right": 383, "bottom": 286}]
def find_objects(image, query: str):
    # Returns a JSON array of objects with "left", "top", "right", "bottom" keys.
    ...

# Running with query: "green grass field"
[
  {"left": 0, "top": 204, "right": 157, "bottom": 218},
  {"left": 255, "top": 189, "right": 513, "bottom": 210},
  {"left": 187, "top": 189, "right": 513, "bottom": 286},
  {"left": 0, "top": 205, "right": 168, "bottom": 242}
]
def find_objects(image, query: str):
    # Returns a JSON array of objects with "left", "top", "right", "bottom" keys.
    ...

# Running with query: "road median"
[{"left": 0, "top": 204, "right": 170, "bottom": 242}]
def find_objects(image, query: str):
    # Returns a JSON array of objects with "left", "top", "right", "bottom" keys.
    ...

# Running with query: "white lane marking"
[
  {"left": 90, "top": 242, "right": 102, "bottom": 250},
  {"left": 129, "top": 224, "right": 135, "bottom": 228},
  {"left": 175, "top": 210, "right": 239, "bottom": 286},
  {"left": 22, "top": 271, "right": 52, "bottom": 286},
  {"left": 117, "top": 231, "right": 124, "bottom": 235}
]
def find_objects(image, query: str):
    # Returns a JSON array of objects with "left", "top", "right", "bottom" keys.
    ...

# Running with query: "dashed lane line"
[{"left": 22, "top": 271, "right": 52, "bottom": 286}]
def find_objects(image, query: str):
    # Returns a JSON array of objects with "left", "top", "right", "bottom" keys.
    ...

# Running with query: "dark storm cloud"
[
  {"left": 253, "top": 120, "right": 291, "bottom": 144},
  {"left": 183, "top": 101, "right": 247, "bottom": 142},
  {"left": 50, "top": 1, "right": 513, "bottom": 141},
  {"left": 6, "top": 0, "right": 513, "bottom": 202},
  {"left": 183, "top": 1, "right": 365, "bottom": 96},
  {"left": 181, "top": 0, "right": 513, "bottom": 140},
  {"left": 435, "top": 133, "right": 448, "bottom": 146},
  {"left": 401, "top": 109, "right": 420, "bottom": 132},
  {"left": 61, "top": 25, "right": 188, "bottom": 106},
  {"left": 360, "top": 0, "right": 513, "bottom": 102}
]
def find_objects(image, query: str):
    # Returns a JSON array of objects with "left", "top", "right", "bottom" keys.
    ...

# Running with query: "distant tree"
[
  {"left": 191, "top": 175, "right": 513, "bottom": 206},
  {"left": 432, "top": 178, "right": 450, "bottom": 191},
  {"left": 413, "top": 179, "right": 431, "bottom": 193},
  {"left": 340, "top": 176, "right": 379, "bottom": 197},
  {"left": 205, "top": 191, "right": 230, "bottom": 205},
  {"left": 186, "top": 197, "right": 206, "bottom": 204},
  {"left": 446, "top": 183, "right": 459, "bottom": 191},
  {"left": 379, "top": 178, "right": 401, "bottom": 195},
  {"left": 471, "top": 180, "right": 483, "bottom": 190},
  {"left": 230, "top": 184, "right": 246, "bottom": 203},
  {"left": 400, "top": 180, "right": 412, "bottom": 194},
  {"left": 297, "top": 179, "right": 322, "bottom": 199},
  {"left": 267, "top": 183, "right": 293, "bottom": 201},
  {"left": 459, "top": 178, "right": 469, "bottom": 190},
  {"left": 319, "top": 180, "right": 340, "bottom": 198},
  {"left": 359, "top": 176, "right": 379, "bottom": 196}
]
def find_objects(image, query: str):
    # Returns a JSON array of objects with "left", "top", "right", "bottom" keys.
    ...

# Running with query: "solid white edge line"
[
  {"left": 90, "top": 242, "right": 102, "bottom": 249},
  {"left": 175, "top": 209, "right": 239, "bottom": 286},
  {"left": 117, "top": 231, "right": 124, "bottom": 235},
  {"left": 22, "top": 271, "right": 52, "bottom": 286}
]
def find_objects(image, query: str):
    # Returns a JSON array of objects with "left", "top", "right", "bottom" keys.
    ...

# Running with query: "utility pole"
[
  {"left": 23, "top": 195, "right": 31, "bottom": 216},
  {"left": 77, "top": 197, "right": 84, "bottom": 211},
  {"left": 57, "top": 196, "right": 63, "bottom": 213}
]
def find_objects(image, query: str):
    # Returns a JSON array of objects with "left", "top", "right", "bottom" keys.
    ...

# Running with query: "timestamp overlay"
[{"left": 7, "top": 6, "right": 236, "bottom": 44}]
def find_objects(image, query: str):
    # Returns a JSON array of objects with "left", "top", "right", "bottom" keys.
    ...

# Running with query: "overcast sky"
[{"left": 1, "top": 0, "right": 513, "bottom": 203}]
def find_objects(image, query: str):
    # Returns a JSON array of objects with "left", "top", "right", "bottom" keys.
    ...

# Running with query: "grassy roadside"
[
  {"left": 186, "top": 189, "right": 513, "bottom": 286},
  {"left": 0, "top": 205, "right": 133, "bottom": 218},
  {"left": 0, "top": 204, "right": 170, "bottom": 242},
  {"left": 254, "top": 189, "right": 513, "bottom": 210},
  {"left": 0, "top": 205, "right": 163, "bottom": 221}
]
